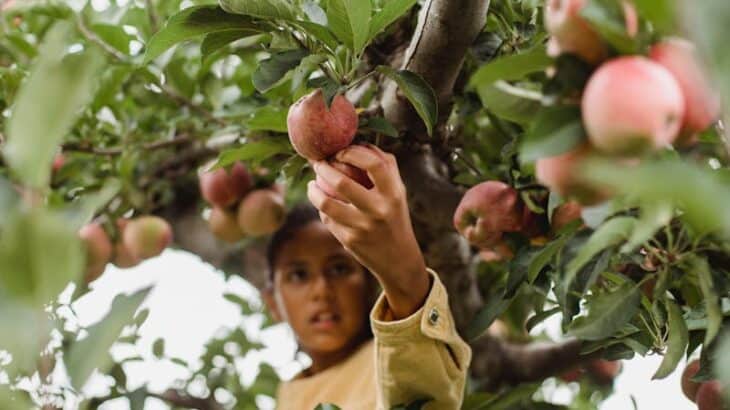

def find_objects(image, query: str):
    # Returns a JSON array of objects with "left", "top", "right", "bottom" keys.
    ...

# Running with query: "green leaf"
[
  {"left": 367, "top": 0, "right": 417, "bottom": 44},
  {"left": 563, "top": 216, "right": 636, "bottom": 292},
  {"left": 580, "top": 1, "right": 638, "bottom": 54},
  {"left": 620, "top": 202, "right": 673, "bottom": 253},
  {"left": 252, "top": 49, "right": 310, "bottom": 92},
  {"left": 569, "top": 282, "right": 641, "bottom": 341},
  {"left": 3, "top": 22, "right": 104, "bottom": 189},
  {"left": 0, "top": 299, "right": 49, "bottom": 372},
  {"left": 469, "top": 46, "right": 551, "bottom": 88},
  {"left": 152, "top": 338, "right": 165, "bottom": 358},
  {"left": 528, "top": 236, "right": 568, "bottom": 283},
  {"left": 520, "top": 105, "right": 584, "bottom": 163},
  {"left": 326, "top": 0, "right": 372, "bottom": 53},
  {"left": 134, "top": 308, "right": 150, "bottom": 327},
  {"left": 0, "top": 209, "right": 84, "bottom": 306},
  {"left": 376, "top": 66, "right": 438, "bottom": 136},
  {"left": 66, "top": 288, "right": 151, "bottom": 389},
  {"left": 293, "top": 21, "right": 340, "bottom": 50},
  {"left": 201, "top": 30, "right": 261, "bottom": 60},
  {"left": 143, "top": 5, "right": 262, "bottom": 63},
  {"left": 476, "top": 81, "right": 542, "bottom": 125},
  {"left": 526, "top": 307, "right": 561, "bottom": 332},
  {"left": 715, "top": 332, "right": 730, "bottom": 405},
  {"left": 652, "top": 299, "right": 688, "bottom": 379},
  {"left": 216, "top": 138, "right": 292, "bottom": 168},
  {"left": 361, "top": 116, "right": 399, "bottom": 137},
  {"left": 220, "top": 0, "right": 297, "bottom": 21},
  {"left": 632, "top": 0, "right": 676, "bottom": 33},
  {"left": 90, "top": 23, "right": 133, "bottom": 54},
  {"left": 691, "top": 256, "right": 722, "bottom": 345},
  {"left": 247, "top": 106, "right": 289, "bottom": 133}
]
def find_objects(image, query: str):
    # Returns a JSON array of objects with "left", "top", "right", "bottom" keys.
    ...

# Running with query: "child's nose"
[{"left": 310, "top": 273, "right": 335, "bottom": 300}]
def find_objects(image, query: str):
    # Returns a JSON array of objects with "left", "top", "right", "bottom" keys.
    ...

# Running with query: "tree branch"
[{"left": 62, "top": 134, "right": 193, "bottom": 156}]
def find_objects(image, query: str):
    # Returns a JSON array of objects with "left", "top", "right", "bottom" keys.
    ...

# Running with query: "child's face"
[{"left": 264, "top": 221, "right": 375, "bottom": 356}]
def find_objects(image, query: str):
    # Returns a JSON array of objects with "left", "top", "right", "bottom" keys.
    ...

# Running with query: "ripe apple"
[
  {"left": 209, "top": 207, "right": 246, "bottom": 243},
  {"left": 649, "top": 38, "right": 721, "bottom": 141},
  {"left": 79, "top": 223, "right": 113, "bottom": 282},
  {"left": 199, "top": 161, "right": 252, "bottom": 208},
  {"left": 696, "top": 380, "right": 726, "bottom": 410},
  {"left": 111, "top": 219, "right": 141, "bottom": 269},
  {"left": 237, "top": 189, "right": 286, "bottom": 236},
  {"left": 316, "top": 160, "right": 374, "bottom": 201},
  {"left": 287, "top": 89, "right": 358, "bottom": 161},
  {"left": 682, "top": 359, "right": 702, "bottom": 402},
  {"left": 454, "top": 181, "right": 525, "bottom": 248},
  {"left": 535, "top": 144, "right": 609, "bottom": 205},
  {"left": 123, "top": 216, "right": 173, "bottom": 260},
  {"left": 585, "top": 359, "right": 622, "bottom": 385},
  {"left": 551, "top": 201, "right": 583, "bottom": 232},
  {"left": 582, "top": 56, "right": 685, "bottom": 155}
]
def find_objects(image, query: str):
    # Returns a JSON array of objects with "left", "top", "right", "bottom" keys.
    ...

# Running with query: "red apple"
[
  {"left": 582, "top": 56, "right": 685, "bottom": 155},
  {"left": 123, "top": 216, "right": 173, "bottom": 260},
  {"left": 696, "top": 381, "right": 726, "bottom": 410},
  {"left": 79, "top": 223, "right": 113, "bottom": 282},
  {"left": 682, "top": 359, "right": 702, "bottom": 402},
  {"left": 454, "top": 181, "right": 525, "bottom": 248},
  {"left": 316, "top": 160, "right": 374, "bottom": 201},
  {"left": 585, "top": 359, "right": 622, "bottom": 385},
  {"left": 111, "top": 219, "right": 141, "bottom": 269},
  {"left": 199, "top": 161, "right": 252, "bottom": 208},
  {"left": 535, "top": 144, "right": 609, "bottom": 205},
  {"left": 237, "top": 189, "right": 286, "bottom": 236},
  {"left": 287, "top": 89, "right": 358, "bottom": 161},
  {"left": 209, "top": 207, "right": 246, "bottom": 243},
  {"left": 649, "top": 38, "right": 721, "bottom": 142},
  {"left": 52, "top": 153, "right": 65, "bottom": 173}
]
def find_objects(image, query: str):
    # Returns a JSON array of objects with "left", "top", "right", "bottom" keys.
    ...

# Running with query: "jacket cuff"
[{"left": 370, "top": 268, "right": 457, "bottom": 344}]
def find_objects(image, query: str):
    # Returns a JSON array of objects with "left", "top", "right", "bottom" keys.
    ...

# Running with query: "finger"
[
  {"left": 335, "top": 145, "right": 397, "bottom": 194},
  {"left": 312, "top": 161, "right": 378, "bottom": 213},
  {"left": 307, "top": 181, "right": 360, "bottom": 227}
]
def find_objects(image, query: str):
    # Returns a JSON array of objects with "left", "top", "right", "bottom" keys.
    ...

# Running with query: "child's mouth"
[{"left": 311, "top": 312, "right": 340, "bottom": 330}]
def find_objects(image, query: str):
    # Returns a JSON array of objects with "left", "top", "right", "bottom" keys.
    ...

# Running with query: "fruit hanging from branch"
[
  {"left": 237, "top": 189, "right": 286, "bottom": 237},
  {"left": 535, "top": 144, "right": 609, "bottom": 206},
  {"left": 79, "top": 222, "right": 113, "bottom": 282},
  {"left": 208, "top": 207, "right": 246, "bottom": 243},
  {"left": 112, "top": 218, "right": 141, "bottom": 269},
  {"left": 123, "top": 216, "right": 173, "bottom": 260},
  {"left": 199, "top": 161, "right": 252, "bottom": 208}
]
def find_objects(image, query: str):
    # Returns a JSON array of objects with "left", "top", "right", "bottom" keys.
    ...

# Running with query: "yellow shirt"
[{"left": 275, "top": 269, "right": 472, "bottom": 410}]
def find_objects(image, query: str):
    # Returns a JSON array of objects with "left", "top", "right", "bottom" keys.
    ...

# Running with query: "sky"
[{"left": 70, "top": 250, "right": 697, "bottom": 410}]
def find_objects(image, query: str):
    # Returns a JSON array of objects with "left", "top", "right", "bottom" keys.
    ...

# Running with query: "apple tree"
[{"left": 0, "top": 0, "right": 729, "bottom": 409}]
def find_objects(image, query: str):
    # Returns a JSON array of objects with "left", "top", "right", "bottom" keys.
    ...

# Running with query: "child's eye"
[
  {"left": 286, "top": 269, "right": 309, "bottom": 283},
  {"left": 328, "top": 262, "right": 355, "bottom": 277}
]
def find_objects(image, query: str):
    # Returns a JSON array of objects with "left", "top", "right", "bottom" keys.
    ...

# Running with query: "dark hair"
[{"left": 266, "top": 203, "right": 321, "bottom": 284}]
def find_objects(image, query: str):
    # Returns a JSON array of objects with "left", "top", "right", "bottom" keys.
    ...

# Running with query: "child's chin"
[{"left": 307, "top": 334, "right": 353, "bottom": 353}]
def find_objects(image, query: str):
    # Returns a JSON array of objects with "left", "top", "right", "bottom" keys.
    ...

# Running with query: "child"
[{"left": 263, "top": 144, "right": 471, "bottom": 409}]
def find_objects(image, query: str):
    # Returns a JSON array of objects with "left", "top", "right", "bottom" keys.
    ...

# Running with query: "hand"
[{"left": 307, "top": 144, "right": 430, "bottom": 319}]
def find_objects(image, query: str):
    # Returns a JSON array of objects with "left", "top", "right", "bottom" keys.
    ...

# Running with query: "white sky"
[{"left": 72, "top": 250, "right": 695, "bottom": 410}]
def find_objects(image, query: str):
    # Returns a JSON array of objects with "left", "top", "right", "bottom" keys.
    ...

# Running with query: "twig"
[
  {"left": 145, "top": 0, "right": 160, "bottom": 33},
  {"left": 75, "top": 17, "right": 127, "bottom": 61},
  {"left": 62, "top": 134, "right": 193, "bottom": 156}
]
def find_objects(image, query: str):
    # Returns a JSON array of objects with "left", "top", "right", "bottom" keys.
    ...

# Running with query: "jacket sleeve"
[{"left": 370, "top": 268, "right": 472, "bottom": 410}]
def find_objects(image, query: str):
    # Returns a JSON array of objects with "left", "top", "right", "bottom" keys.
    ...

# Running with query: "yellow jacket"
[{"left": 275, "top": 269, "right": 472, "bottom": 410}]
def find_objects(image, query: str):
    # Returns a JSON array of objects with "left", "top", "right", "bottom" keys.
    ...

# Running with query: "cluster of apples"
[
  {"left": 199, "top": 162, "right": 285, "bottom": 242},
  {"left": 78, "top": 216, "right": 173, "bottom": 282},
  {"left": 536, "top": 0, "right": 721, "bottom": 206},
  {"left": 287, "top": 89, "right": 373, "bottom": 195},
  {"left": 682, "top": 360, "right": 727, "bottom": 410}
]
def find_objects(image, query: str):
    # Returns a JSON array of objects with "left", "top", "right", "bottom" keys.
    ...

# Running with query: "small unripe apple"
[
  {"left": 209, "top": 207, "right": 246, "bottom": 243},
  {"left": 237, "top": 189, "right": 286, "bottom": 236},
  {"left": 111, "top": 219, "right": 141, "bottom": 269},
  {"left": 79, "top": 222, "right": 113, "bottom": 281},
  {"left": 454, "top": 181, "right": 525, "bottom": 248},
  {"left": 585, "top": 359, "right": 622, "bottom": 385},
  {"left": 535, "top": 145, "right": 609, "bottom": 205},
  {"left": 199, "top": 161, "right": 252, "bottom": 208},
  {"left": 551, "top": 201, "right": 584, "bottom": 232},
  {"left": 582, "top": 56, "right": 685, "bottom": 155},
  {"left": 682, "top": 359, "right": 702, "bottom": 402},
  {"left": 287, "top": 89, "right": 358, "bottom": 161},
  {"left": 123, "top": 216, "right": 173, "bottom": 260},
  {"left": 649, "top": 38, "right": 721, "bottom": 141},
  {"left": 316, "top": 160, "right": 374, "bottom": 201},
  {"left": 696, "top": 380, "right": 726, "bottom": 410}
]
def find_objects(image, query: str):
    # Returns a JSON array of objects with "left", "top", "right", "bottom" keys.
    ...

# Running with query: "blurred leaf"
[
  {"left": 580, "top": 0, "right": 638, "bottom": 54},
  {"left": 220, "top": 0, "right": 297, "bottom": 21},
  {"left": 691, "top": 256, "right": 722, "bottom": 345},
  {"left": 144, "top": 5, "right": 262, "bottom": 63},
  {"left": 361, "top": 116, "right": 399, "bottom": 137},
  {"left": 247, "top": 106, "right": 289, "bottom": 132},
  {"left": 326, "top": 0, "right": 371, "bottom": 52},
  {"left": 469, "top": 46, "right": 551, "bottom": 88},
  {"left": 0, "top": 299, "right": 49, "bottom": 372},
  {"left": 715, "top": 332, "right": 730, "bottom": 404},
  {"left": 294, "top": 20, "right": 340, "bottom": 50},
  {"left": 528, "top": 235, "right": 569, "bottom": 283},
  {"left": 0, "top": 385, "right": 32, "bottom": 409},
  {"left": 134, "top": 308, "right": 150, "bottom": 327},
  {"left": 377, "top": 66, "right": 438, "bottom": 136},
  {"left": 526, "top": 307, "right": 561, "bottom": 332},
  {"left": 0, "top": 209, "right": 84, "bottom": 306},
  {"left": 584, "top": 159, "right": 730, "bottom": 236},
  {"left": 216, "top": 138, "right": 292, "bottom": 167},
  {"left": 632, "top": 0, "right": 676, "bottom": 33},
  {"left": 652, "top": 299, "right": 688, "bottom": 379},
  {"left": 223, "top": 293, "right": 256, "bottom": 315},
  {"left": 66, "top": 288, "right": 151, "bottom": 389},
  {"left": 4, "top": 22, "right": 104, "bottom": 188},
  {"left": 152, "top": 338, "right": 165, "bottom": 358},
  {"left": 520, "top": 105, "right": 584, "bottom": 163},
  {"left": 252, "top": 49, "right": 309, "bottom": 92},
  {"left": 303, "top": 2, "right": 328, "bottom": 24},
  {"left": 65, "top": 179, "right": 122, "bottom": 229},
  {"left": 569, "top": 282, "right": 641, "bottom": 341},
  {"left": 201, "top": 30, "right": 260, "bottom": 60},
  {"left": 477, "top": 81, "right": 542, "bottom": 125},
  {"left": 90, "top": 23, "right": 133, "bottom": 54},
  {"left": 620, "top": 202, "right": 673, "bottom": 253},
  {"left": 367, "top": 0, "right": 417, "bottom": 44}
]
